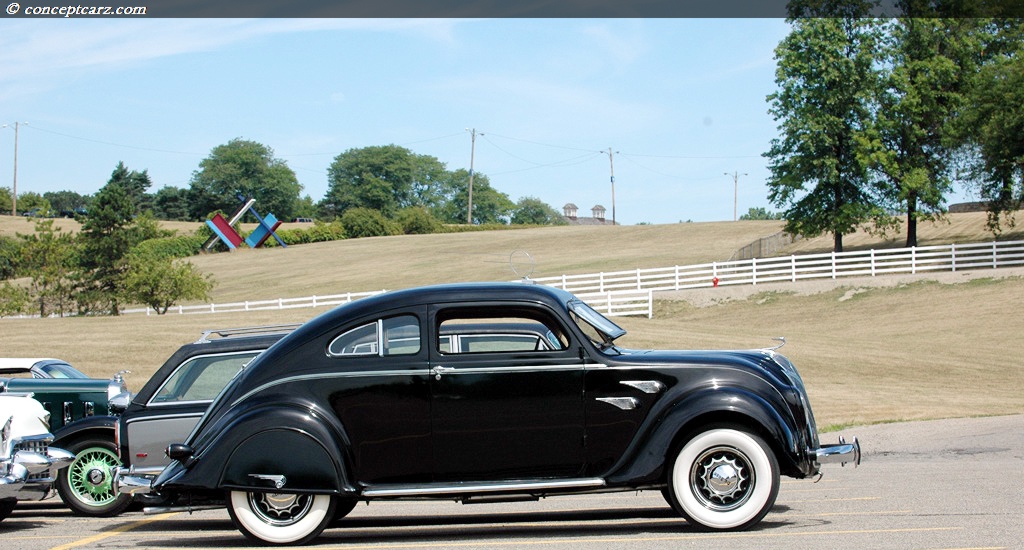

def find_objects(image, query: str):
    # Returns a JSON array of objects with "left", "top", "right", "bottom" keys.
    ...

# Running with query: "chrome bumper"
[
  {"left": 814, "top": 435, "right": 861, "bottom": 467},
  {"left": 113, "top": 467, "right": 156, "bottom": 496},
  {"left": 0, "top": 447, "right": 75, "bottom": 499}
]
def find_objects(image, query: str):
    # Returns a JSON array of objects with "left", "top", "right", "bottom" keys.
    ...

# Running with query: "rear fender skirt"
[
  {"left": 604, "top": 388, "right": 802, "bottom": 484},
  {"left": 160, "top": 403, "right": 354, "bottom": 494},
  {"left": 221, "top": 428, "right": 341, "bottom": 492}
]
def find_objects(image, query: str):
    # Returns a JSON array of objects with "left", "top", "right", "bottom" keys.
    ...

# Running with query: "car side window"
[
  {"left": 328, "top": 315, "right": 421, "bottom": 357},
  {"left": 151, "top": 351, "right": 261, "bottom": 404},
  {"left": 436, "top": 312, "right": 569, "bottom": 354}
]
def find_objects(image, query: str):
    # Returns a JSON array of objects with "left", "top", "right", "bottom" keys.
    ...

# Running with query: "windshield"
[{"left": 568, "top": 299, "right": 626, "bottom": 350}]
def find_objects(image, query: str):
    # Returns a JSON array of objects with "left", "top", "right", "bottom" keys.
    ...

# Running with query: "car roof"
[{"left": 0, "top": 358, "right": 67, "bottom": 374}]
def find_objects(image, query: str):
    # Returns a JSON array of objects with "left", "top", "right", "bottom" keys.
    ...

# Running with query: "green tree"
[
  {"left": 43, "top": 190, "right": 91, "bottom": 217},
  {"left": 511, "top": 197, "right": 567, "bottom": 225},
  {"left": 188, "top": 138, "right": 302, "bottom": 221},
  {"left": 765, "top": 15, "right": 885, "bottom": 252},
  {"left": 958, "top": 21, "right": 1024, "bottom": 233},
  {"left": 0, "top": 186, "right": 13, "bottom": 213},
  {"left": 434, "top": 169, "right": 514, "bottom": 225},
  {"left": 18, "top": 218, "right": 77, "bottom": 317},
  {"left": 0, "top": 235, "right": 20, "bottom": 280},
  {"left": 866, "top": 16, "right": 979, "bottom": 246},
  {"left": 321, "top": 145, "right": 426, "bottom": 219},
  {"left": 78, "top": 167, "right": 170, "bottom": 315},
  {"left": 108, "top": 161, "right": 153, "bottom": 215},
  {"left": 152, "top": 186, "right": 191, "bottom": 221},
  {"left": 123, "top": 252, "right": 214, "bottom": 314},
  {"left": 17, "top": 192, "right": 51, "bottom": 216},
  {"left": 0, "top": 282, "right": 30, "bottom": 317},
  {"left": 739, "top": 207, "right": 785, "bottom": 221}
]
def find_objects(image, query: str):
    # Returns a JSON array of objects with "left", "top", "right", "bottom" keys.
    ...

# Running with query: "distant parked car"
[
  {"left": 0, "top": 393, "right": 75, "bottom": 522},
  {"left": 0, "top": 358, "right": 90, "bottom": 380},
  {"left": 118, "top": 281, "right": 861, "bottom": 545}
]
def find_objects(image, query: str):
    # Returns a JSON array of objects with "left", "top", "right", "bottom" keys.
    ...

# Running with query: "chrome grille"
[{"left": 14, "top": 439, "right": 52, "bottom": 481}]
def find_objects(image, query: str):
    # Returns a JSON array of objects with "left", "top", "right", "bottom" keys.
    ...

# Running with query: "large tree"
[
  {"left": 188, "top": 139, "right": 302, "bottom": 221},
  {"left": 957, "top": 20, "right": 1024, "bottom": 233},
  {"left": 866, "top": 14, "right": 981, "bottom": 246},
  {"left": 511, "top": 197, "right": 567, "bottom": 225},
  {"left": 78, "top": 166, "right": 169, "bottom": 315},
  {"left": 108, "top": 161, "right": 153, "bottom": 215},
  {"left": 321, "top": 145, "right": 449, "bottom": 219},
  {"left": 433, "top": 169, "right": 514, "bottom": 225},
  {"left": 765, "top": 16, "right": 885, "bottom": 252}
]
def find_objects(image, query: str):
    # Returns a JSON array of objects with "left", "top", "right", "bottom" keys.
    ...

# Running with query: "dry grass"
[{"left": 2, "top": 212, "right": 1022, "bottom": 430}]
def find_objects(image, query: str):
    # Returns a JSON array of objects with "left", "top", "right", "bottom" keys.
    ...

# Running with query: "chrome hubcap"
[
  {"left": 690, "top": 446, "right": 753, "bottom": 511},
  {"left": 248, "top": 492, "right": 313, "bottom": 526}
]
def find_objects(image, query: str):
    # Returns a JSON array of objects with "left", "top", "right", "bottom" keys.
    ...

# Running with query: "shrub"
[
  {"left": 134, "top": 235, "right": 207, "bottom": 260},
  {"left": 340, "top": 208, "right": 402, "bottom": 238},
  {"left": 396, "top": 207, "right": 443, "bottom": 235}
]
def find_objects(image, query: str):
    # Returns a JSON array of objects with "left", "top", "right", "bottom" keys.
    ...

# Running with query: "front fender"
[
  {"left": 606, "top": 387, "right": 804, "bottom": 484},
  {"left": 51, "top": 415, "right": 117, "bottom": 446}
]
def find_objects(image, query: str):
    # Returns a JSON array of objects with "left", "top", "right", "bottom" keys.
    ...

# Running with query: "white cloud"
[{"left": 0, "top": 19, "right": 464, "bottom": 100}]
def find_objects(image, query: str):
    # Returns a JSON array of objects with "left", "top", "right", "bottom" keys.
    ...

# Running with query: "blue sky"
[{"left": 0, "top": 18, "right": 973, "bottom": 225}]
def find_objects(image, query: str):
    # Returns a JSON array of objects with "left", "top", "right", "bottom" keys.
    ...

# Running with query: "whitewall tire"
[
  {"left": 667, "top": 427, "right": 780, "bottom": 531},
  {"left": 227, "top": 490, "right": 336, "bottom": 545}
]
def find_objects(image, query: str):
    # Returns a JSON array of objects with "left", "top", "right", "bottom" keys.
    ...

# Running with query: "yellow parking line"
[{"left": 48, "top": 512, "right": 180, "bottom": 550}]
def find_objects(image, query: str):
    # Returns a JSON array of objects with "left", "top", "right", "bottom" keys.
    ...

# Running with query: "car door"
[
  {"left": 125, "top": 351, "right": 261, "bottom": 475},
  {"left": 428, "top": 304, "right": 586, "bottom": 482}
]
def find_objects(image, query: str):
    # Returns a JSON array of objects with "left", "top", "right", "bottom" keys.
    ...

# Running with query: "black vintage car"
[{"left": 118, "top": 282, "right": 859, "bottom": 545}]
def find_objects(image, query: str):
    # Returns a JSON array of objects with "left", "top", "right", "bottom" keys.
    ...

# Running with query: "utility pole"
[
  {"left": 724, "top": 171, "right": 747, "bottom": 221},
  {"left": 3, "top": 121, "right": 26, "bottom": 216},
  {"left": 606, "top": 146, "right": 614, "bottom": 224},
  {"left": 466, "top": 128, "right": 482, "bottom": 225}
]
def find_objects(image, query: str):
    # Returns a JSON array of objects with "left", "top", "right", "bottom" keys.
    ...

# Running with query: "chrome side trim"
[
  {"left": 620, "top": 380, "right": 665, "bottom": 394},
  {"left": 362, "top": 477, "right": 605, "bottom": 498},
  {"left": 124, "top": 412, "right": 204, "bottom": 425},
  {"left": 596, "top": 397, "right": 640, "bottom": 410}
]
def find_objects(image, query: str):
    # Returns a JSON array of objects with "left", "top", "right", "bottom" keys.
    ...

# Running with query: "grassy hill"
[{"left": 2, "top": 212, "right": 1022, "bottom": 429}]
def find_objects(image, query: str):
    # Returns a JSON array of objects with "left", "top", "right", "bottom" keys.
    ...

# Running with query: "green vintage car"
[
  {"left": 0, "top": 359, "right": 130, "bottom": 432},
  {"left": 0, "top": 358, "right": 131, "bottom": 515}
]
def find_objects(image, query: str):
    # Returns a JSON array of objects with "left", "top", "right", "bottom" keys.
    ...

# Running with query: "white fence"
[
  {"left": 120, "top": 239, "right": 1024, "bottom": 319},
  {"left": 530, "top": 240, "right": 1024, "bottom": 294},
  {"left": 123, "top": 290, "right": 387, "bottom": 316}
]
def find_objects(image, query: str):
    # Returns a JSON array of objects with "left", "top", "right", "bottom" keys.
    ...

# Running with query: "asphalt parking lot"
[{"left": 3, "top": 415, "right": 1022, "bottom": 550}]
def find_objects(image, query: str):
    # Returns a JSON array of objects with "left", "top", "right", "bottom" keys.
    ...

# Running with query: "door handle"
[{"left": 431, "top": 366, "right": 454, "bottom": 380}]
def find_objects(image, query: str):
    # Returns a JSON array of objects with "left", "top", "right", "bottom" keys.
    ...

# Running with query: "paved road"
[{"left": 3, "top": 415, "right": 1022, "bottom": 549}]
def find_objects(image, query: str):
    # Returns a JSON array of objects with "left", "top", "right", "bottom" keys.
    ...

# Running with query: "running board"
[{"left": 362, "top": 478, "right": 606, "bottom": 498}]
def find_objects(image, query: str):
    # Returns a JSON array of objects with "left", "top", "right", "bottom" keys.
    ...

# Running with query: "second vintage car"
[
  {"left": 1, "top": 393, "right": 75, "bottom": 522},
  {"left": 119, "top": 281, "right": 860, "bottom": 545},
  {"left": 51, "top": 325, "right": 294, "bottom": 516}
]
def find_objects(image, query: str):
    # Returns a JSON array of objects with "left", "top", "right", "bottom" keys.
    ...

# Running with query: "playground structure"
[{"left": 203, "top": 197, "right": 287, "bottom": 251}]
